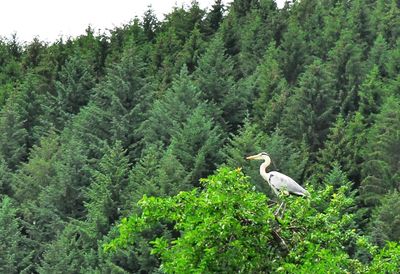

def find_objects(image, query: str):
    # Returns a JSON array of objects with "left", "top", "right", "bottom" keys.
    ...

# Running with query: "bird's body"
[
  {"left": 265, "top": 171, "right": 309, "bottom": 196},
  {"left": 247, "top": 152, "right": 310, "bottom": 197}
]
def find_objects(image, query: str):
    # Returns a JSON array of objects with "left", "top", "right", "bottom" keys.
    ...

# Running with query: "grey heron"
[{"left": 246, "top": 152, "right": 310, "bottom": 197}]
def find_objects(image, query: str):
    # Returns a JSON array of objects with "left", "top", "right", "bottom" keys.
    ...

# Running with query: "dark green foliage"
[
  {"left": 358, "top": 66, "right": 385, "bottom": 124},
  {"left": 0, "top": 92, "right": 29, "bottom": 170},
  {"left": 1, "top": 0, "right": 400, "bottom": 271},
  {"left": 0, "top": 157, "right": 12, "bottom": 195},
  {"left": 47, "top": 55, "right": 96, "bottom": 130},
  {"left": 252, "top": 42, "right": 289, "bottom": 130},
  {"left": 140, "top": 67, "right": 202, "bottom": 147},
  {"left": 360, "top": 96, "right": 400, "bottom": 207},
  {"left": 279, "top": 19, "right": 307, "bottom": 84},
  {"left": 368, "top": 192, "right": 400, "bottom": 246},
  {"left": 168, "top": 106, "right": 223, "bottom": 185},
  {"left": 0, "top": 196, "right": 32, "bottom": 273},
  {"left": 280, "top": 59, "right": 337, "bottom": 153},
  {"left": 315, "top": 113, "right": 366, "bottom": 184}
]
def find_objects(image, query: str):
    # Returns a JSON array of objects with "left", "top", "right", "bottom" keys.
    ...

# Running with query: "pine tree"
[
  {"left": 168, "top": 106, "right": 223, "bottom": 185},
  {"left": 142, "top": 6, "right": 159, "bottom": 42},
  {"left": 327, "top": 29, "right": 366, "bottom": 116},
  {"left": 85, "top": 141, "right": 130, "bottom": 236},
  {"left": 280, "top": 59, "right": 337, "bottom": 153},
  {"left": 47, "top": 55, "right": 96, "bottom": 130},
  {"left": 139, "top": 67, "right": 202, "bottom": 147},
  {"left": 204, "top": 0, "right": 224, "bottom": 36},
  {"left": 315, "top": 113, "right": 366, "bottom": 185},
  {"left": 360, "top": 96, "right": 400, "bottom": 207},
  {"left": 193, "top": 35, "right": 246, "bottom": 129},
  {"left": 252, "top": 41, "right": 288, "bottom": 130},
  {"left": 11, "top": 132, "right": 64, "bottom": 270},
  {"left": 358, "top": 66, "right": 386, "bottom": 125},
  {"left": 0, "top": 196, "right": 32, "bottom": 273},
  {"left": 368, "top": 191, "right": 400, "bottom": 247},
  {"left": 0, "top": 91, "right": 28, "bottom": 170},
  {"left": 40, "top": 142, "right": 131, "bottom": 273},
  {"left": 176, "top": 25, "right": 205, "bottom": 73},
  {"left": 0, "top": 156, "right": 12, "bottom": 196},
  {"left": 368, "top": 34, "right": 389, "bottom": 77},
  {"left": 279, "top": 19, "right": 307, "bottom": 84}
]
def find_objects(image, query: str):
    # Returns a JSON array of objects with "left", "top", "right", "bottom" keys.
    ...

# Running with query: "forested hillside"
[{"left": 0, "top": 0, "right": 399, "bottom": 272}]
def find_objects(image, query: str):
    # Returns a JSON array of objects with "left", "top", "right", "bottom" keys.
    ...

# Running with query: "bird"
[{"left": 246, "top": 152, "right": 310, "bottom": 197}]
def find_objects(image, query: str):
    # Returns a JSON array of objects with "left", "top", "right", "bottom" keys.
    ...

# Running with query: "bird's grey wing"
[{"left": 269, "top": 171, "right": 309, "bottom": 196}]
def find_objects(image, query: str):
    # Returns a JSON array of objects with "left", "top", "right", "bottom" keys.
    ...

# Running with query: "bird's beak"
[{"left": 246, "top": 154, "right": 259, "bottom": 160}]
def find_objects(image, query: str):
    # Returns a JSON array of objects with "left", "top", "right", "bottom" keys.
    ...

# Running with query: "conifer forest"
[{"left": 1, "top": 0, "right": 400, "bottom": 272}]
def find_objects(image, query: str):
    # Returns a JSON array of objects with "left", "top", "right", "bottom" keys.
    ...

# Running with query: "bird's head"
[{"left": 246, "top": 152, "right": 270, "bottom": 161}]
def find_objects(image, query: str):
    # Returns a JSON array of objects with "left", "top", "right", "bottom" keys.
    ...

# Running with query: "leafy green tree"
[{"left": 106, "top": 167, "right": 391, "bottom": 273}]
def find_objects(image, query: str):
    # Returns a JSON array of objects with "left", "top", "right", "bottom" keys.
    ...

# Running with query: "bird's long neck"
[
  {"left": 260, "top": 156, "right": 279, "bottom": 196},
  {"left": 259, "top": 157, "right": 271, "bottom": 182}
]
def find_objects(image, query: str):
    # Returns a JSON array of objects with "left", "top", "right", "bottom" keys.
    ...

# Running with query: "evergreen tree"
[
  {"left": 11, "top": 132, "right": 64, "bottom": 270},
  {"left": 360, "top": 96, "right": 400, "bottom": 207},
  {"left": 327, "top": 29, "right": 365, "bottom": 115},
  {"left": 0, "top": 196, "right": 32, "bottom": 273},
  {"left": 40, "top": 142, "right": 131, "bottom": 273},
  {"left": 0, "top": 157, "right": 12, "bottom": 196},
  {"left": 47, "top": 55, "right": 96, "bottom": 130},
  {"left": 193, "top": 35, "right": 247, "bottom": 129},
  {"left": 279, "top": 19, "right": 307, "bottom": 84},
  {"left": 168, "top": 106, "right": 223, "bottom": 185},
  {"left": 176, "top": 25, "right": 205, "bottom": 73},
  {"left": 315, "top": 113, "right": 366, "bottom": 185},
  {"left": 252, "top": 41, "right": 288, "bottom": 130},
  {"left": 0, "top": 91, "right": 29, "bottom": 170},
  {"left": 204, "top": 0, "right": 224, "bottom": 36},
  {"left": 139, "top": 67, "right": 202, "bottom": 147},
  {"left": 368, "top": 34, "right": 389, "bottom": 77},
  {"left": 280, "top": 59, "right": 337, "bottom": 153},
  {"left": 368, "top": 191, "right": 400, "bottom": 247},
  {"left": 142, "top": 6, "right": 159, "bottom": 42},
  {"left": 358, "top": 65, "right": 385, "bottom": 125}
]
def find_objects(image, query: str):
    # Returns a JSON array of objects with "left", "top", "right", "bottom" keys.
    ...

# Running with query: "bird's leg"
[
  {"left": 274, "top": 202, "right": 285, "bottom": 216},
  {"left": 279, "top": 203, "right": 287, "bottom": 218}
]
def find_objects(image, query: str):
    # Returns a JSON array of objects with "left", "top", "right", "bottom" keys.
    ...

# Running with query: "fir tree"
[
  {"left": 0, "top": 196, "right": 32, "bottom": 273},
  {"left": 360, "top": 96, "right": 400, "bottom": 207}
]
